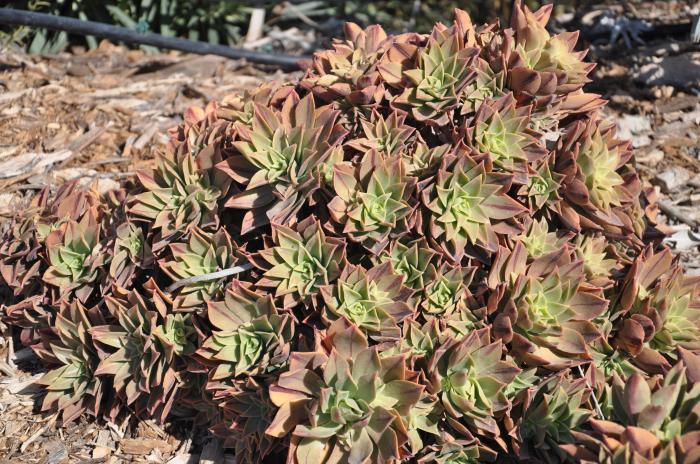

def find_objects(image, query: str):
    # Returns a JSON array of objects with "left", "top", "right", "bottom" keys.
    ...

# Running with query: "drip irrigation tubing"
[{"left": 0, "top": 8, "right": 309, "bottom": 70}]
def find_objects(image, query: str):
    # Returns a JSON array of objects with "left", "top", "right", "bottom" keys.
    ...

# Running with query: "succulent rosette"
[
  {"left": 505, "top": 0, "right": 596, "bottom": 105},
  {"left": 401, "top": 142, "right": 452, "bottom": 179},
  {"left": 616, "top": 247, "right": 700, "bottom": 357},
  {"left": 219, "top": 92, "right": 347, "bottom": 233},
  {"left": 213, "top": 83, "right": 296, "bottom": 126},
  {"left": 427, "top": 328, "right": 520, "bottom": 439},
  {"left": 327, "top": 150, "right": 415, "bottom": 253},
  {"left": 319, "top": 262, "right": 414, "bottom": 341},
  {"left": 108, "top": 221, "right": 154, "bottom": 288},
  {"left": 346, "top": 111, "right": 415, "bottom": 157},
  {"left": 461, "top": 57, "right": 505, "bottom": 116},
  {"left": 493, "top": 253, "right": 608, "bottom": 369},
  {"left": 379, "top": 237, "right": 437, "bottom": 293},
  {"left": 267, "top": 318, "right": 423, "bottom": 464},
  {"left": 422, "top": 155, "right": 526, "bottom": 259},
  {"left": 0, "top": 185, "right": 104, "bottom": 341},
  {"left": 0, "top": 209, "right": 44, "bottom": 298},
  {"left": 519, "top": 156, "right": 563, "bottom": 211},
  {"left": 33, "top": 302, "right": 109, "bottom": 422},
  {"left": 255, "top": 218, "right": 345, "bottom": 308},
  {"left": 418, "top": 440, "right": 496, "bottom": 464},
  {"left": 209, "top": 378, "right": 284, "bottom": 463},
  {"left": 160, "top": 227, "right": 241, "bottom": 311},
  {"left": 154, "top": 312, "right": 197, "bottom": 357},
  {"left": 516, "top": 375, "right": 593, "bottom": 463},
  {"left": 590, "top": 359, "right": 700, "bottom": 461},
  {"left": 383, "top": 319, "right": 441, "bottom": 365},
  {"left": 515, "top": 217, "right": 571, "bottom": 261},
  {"left": 130, "top": 150, "right": 223, "bottom": 244},
  {"left": 404, "top": 395, "right": 442, "bottom": 454},
  {"left": 385, "top": 17, "right": 478, "bottom": 125},
  {"left": 90, "top": 288, "right": 192, "bottom": 422},
  {"left": 43, "top": 208, "right": 106, "bottom": 303},
  {"left": 463, "top": 93, "right": 546, "bottom": 184},
  {"left": 575, "top": 234, "right": 618, "bottom": 288},
  {"left": 198, "top": 280, "right": 293, "bottom": 379},
  {"left": 556, "top": 117, "right": 641, "bottom": 236},
  {"left": 302, "top": 22, "right": 390, "bottom": 105},
  {"left": 420, "top": 264, "right": 474, "bottom": 319}
]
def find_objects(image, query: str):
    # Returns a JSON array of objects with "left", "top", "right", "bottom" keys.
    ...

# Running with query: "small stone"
[
  {"left": 51, "top": 168, "right": 98, "bottom": 183},
  {"left": 636, "top": 148, "right": 664, "bottom": 165},
  {"left": 616, "top": 114, "right": 651, "bottom": 139},
  {"left": 616, "top": 114, "right": 651, "bottom": 148},
  {"left": 92, "top": 178, "right": 121, "bottom": 195},
  {"left": 0, "top": 192, "right": 19, "bottom": 212},
  {"left": 655, "top": 166, "right": 692, "bottom": 192},
  {"left": 93, "top": 446, "right": 112, "bottom": 460}
]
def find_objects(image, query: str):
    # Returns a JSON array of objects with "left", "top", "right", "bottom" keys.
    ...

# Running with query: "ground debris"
[
  {"left": 0, "top": 41, "right": 296, "bottom": 227},
  {"left": 120, "top": 438, "right": 174, "bottom": 456},
  {"left": 655, "top": 166, "right": 692, "bottom": 192}
]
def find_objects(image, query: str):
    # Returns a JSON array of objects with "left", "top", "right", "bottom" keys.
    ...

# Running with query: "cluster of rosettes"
[{"left": 2, "top": 2, "right": 699, "bottom": 463}]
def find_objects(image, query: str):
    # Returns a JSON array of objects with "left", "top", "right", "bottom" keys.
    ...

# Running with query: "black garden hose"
[{"left": 0, "top": 8, "right": 309, "bottom": 70}]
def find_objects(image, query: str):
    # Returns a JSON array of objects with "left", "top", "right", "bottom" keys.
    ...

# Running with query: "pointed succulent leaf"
[
  {"left": 320, "top": 262, "right": 414, "bottom": 342},
  {"left": 161, "top": 227, "right": 241, "bottom": 311},
  {"left": 198, "top": 280, "right": 293, "bottom": 378},
  {"left": 256, "top": 218, "right": 346, "bottom": 308},
  {"left": 423, "top": 156, "right": 526, "bottom": 259},
  {"left": 268, "top": 318, "right": 423, "bottom": 464}
]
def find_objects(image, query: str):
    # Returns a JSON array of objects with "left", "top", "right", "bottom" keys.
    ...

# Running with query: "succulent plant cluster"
[{"left": 2, "top": 2, "right": 699, "bottom": 463}]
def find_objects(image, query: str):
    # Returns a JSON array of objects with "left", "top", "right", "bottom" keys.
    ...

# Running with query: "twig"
[
  {"left": 4, "top": 183, "right": 52, "bottom": 193},
  {"left": 142, "top": 419, "right": 167, "bottom": 439},
  {"left": 166, "top": 263, "right": 254, "bottom": 293},
  {"left": 282, "top": 2, "right": 321, "bottom": 29},
  {"left": 0, "top": 361, "right": 14, "bottom": 376},
  {"left": 57, "top": 125, "right": 107, "bottom": 169},
  {"left": 7, "top": 334, "right": 17, "bottom": 370},
  {"left": 20, "top": 422, "right": 50, "bottom": 452},
  {"left": 85, "top": 157, "right": 132, "bottom": 167},
  {"left": 86, "top": 78, "right": 190, "bottom": 99},
  {"left": 576, "top": 365, "right": 605, "bottom": 419},
  {"left": 89, "top": 172, "right": 135, "bottom": 179},
  {"left": 658, "top": 200, "right": 698, "bottom": 228}
]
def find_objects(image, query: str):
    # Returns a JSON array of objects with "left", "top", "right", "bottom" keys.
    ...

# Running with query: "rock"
[
  {"left": 92, "top": 178, "right": 121, "bottom": 195},
  {"left": 655, "top": 166, "right": 692, "bottom": 192},
  {"left": 93, "top": 446, "right": 112, "bottom": 460},
  {"left": 657, "top": 95, "right": 700, "bottom": 114},
  {"left": 616, "top": 114, "right": 652, "bottom": 148},
  {"left": 51, "top": 168, "right": 98, "bottom": 183},
  {"left": 664, "top": 229, "right": 700, "bottom": 251},
  {"left": 0, "top": 192, "right": 20, "bottom": 215},
  {"left": 50, "top": 169, "right": 122, "bottom": 194},
  {"left": 636, "top": 148, "right": 664, "bottom": 165},
  {"left": 634, "top": 53, "right": 700, "bottom": 89}
]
